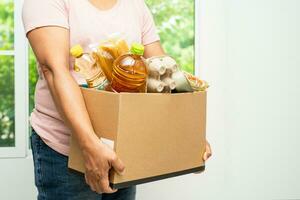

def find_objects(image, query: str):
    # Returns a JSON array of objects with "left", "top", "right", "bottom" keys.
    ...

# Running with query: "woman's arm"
[
  {"left": 144, "top": 41, "right": 165, "bottom": 58},
  {"left": 27, "top": 26, "right": 124, "bottom": 194}
]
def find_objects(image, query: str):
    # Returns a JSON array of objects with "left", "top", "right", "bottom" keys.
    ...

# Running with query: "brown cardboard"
[{"left": 68, "top": 88, "right": 207, "bottom": 189}]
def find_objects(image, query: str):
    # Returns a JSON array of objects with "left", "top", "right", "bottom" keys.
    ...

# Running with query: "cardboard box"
[{"left": 68, "top": 88, "right": 207, "bottom": 189}]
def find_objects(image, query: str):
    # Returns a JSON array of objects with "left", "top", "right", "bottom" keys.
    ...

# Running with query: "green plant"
[
  {"left": 146, "top": 0, "right": 195, "bottom": 73},
  {"left": 0, "top": 0, "right": 14, "bottom": 146}
]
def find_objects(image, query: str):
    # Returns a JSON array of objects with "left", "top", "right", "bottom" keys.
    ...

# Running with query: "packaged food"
[
  {"left": 70, "top": 45, "right": 107, "bottom": 90},
  {"left": 111, "top": 43, "right": 148, "bottom": 93},
  {"left": 108, "top": 33, "right": 130, "bottom": 58},
  {"left": 183, "top": 72, "right": 209, "bottom": 91},
  {"left": 95, "top": 34, "right": 130, "bottom": 82},
  {"left": 92, "top": 47, "right": 115, "bottom": 82}
]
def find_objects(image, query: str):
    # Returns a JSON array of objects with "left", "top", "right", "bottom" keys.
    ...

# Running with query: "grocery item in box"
[
  {"left": 183, "top": 72, "right": 209, "bottom": 91},
  {"left": 111, "top": 43, "right": 148, "bottom": 93},
  {"left": 70, "top": 45, "right": 107, "bottom": 89},
  {"left": 95, "top": 34, "right": 130, "bottom": 82},
  {"left": 90, "top": 44, "right": 114, "bottom": 82},
  {"left": 147, "top": 78, "right": 165, "bottom": 93},
  {"left": 146, "top": 56, "right": 179, "bottom": 93},
  {"left": 172, "top": 71, "right": 194, "bottom": 93}
]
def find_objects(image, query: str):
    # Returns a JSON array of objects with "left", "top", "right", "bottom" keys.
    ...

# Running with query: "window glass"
[
  {"left": 146, "top": 0, "right": 195, "bottom": 73},
  {"left": 29, "top": 47, "right": 37, "bottom": 115},
  {"left": 0, "top": 0, "right": 14, "bottom": 50},
  {"left": 0, "top": 0, "right": 14, "bottom": 147},
  {"left": 0, "top": 55, "right": 15, "bottom": 147}
]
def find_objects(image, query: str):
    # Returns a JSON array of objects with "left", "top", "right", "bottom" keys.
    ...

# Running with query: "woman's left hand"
[{"left": 203, "top": 140, "right": 212, "bottom": 161}]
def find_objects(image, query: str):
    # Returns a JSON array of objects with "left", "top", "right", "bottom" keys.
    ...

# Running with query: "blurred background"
[{"left": 0, "top": 0, "right": 300, "bottom": 199}]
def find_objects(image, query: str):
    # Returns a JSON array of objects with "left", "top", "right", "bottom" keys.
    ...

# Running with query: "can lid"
[
  {"left": 130, "top": 43, "right": 144, "bottom": 56},
  {"left": 70, "top": 45, "right": 83, "bottom": 58}
]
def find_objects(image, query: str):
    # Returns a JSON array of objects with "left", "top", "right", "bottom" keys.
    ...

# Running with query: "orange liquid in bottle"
[{"left": 111, "top": 43, "right": 148, "bottom": 93}]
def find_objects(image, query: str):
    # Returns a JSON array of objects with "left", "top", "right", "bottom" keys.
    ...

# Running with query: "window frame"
[
  {"left": 0, "top": 0, "right": 29, "bottom": 158},
  {"left": 0, "top": 0, "right": 200, "bottom": 158}
]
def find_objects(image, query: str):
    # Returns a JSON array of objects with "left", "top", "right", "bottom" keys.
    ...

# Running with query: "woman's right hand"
[
  {"left": 26, "top": 25, "right": 125, "bottom": 194},
  {"left": 82, "top": 138, "right": 125, "bottom": 194},
  {"left": 26, "top": 26, "right": 125, "bottom": 194}
]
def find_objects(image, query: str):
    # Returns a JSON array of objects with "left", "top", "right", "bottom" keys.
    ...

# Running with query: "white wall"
[
  {"left": 138, "top": 0, "right": 300, "bottom": 199},
  {"left": 1, "top": 0, "right": 300, "bottom": 199},
  {"left": 0, "top": 157, "right": 36, "bottom": 200}
]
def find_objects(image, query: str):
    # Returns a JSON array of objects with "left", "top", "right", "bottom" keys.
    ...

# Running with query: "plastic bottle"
[
  {"left": 111, "top": 43, "right": 148, "bottom": 93},
  {"left": 70, "top": 45, "right": 107, "bottom": 89}
]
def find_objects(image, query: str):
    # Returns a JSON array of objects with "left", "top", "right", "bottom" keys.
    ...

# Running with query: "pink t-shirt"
[{"left": 22, "top": 0, "right": 160, "bottom": 156}]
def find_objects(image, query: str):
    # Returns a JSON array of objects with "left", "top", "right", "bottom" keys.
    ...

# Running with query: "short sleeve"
[
  {"left": 140, "top": 1, "right": 160, "bottom": 45},
  {"left": 22, "top": 0, "right": 69, "bottom": 35}
]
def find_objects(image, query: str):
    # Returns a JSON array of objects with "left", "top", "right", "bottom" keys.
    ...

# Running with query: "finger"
[
  {"left": 85, "top": 174, "right": 89, "bottom": 185},
  {"left": 94, "top": 181, "right": 103, "bottom": 194},
  {"left": 206, "top": 142, "right": 212, "bottom": 155},
  {"left": 85, "top": 174, "right": 98, "bottom": 193},
  {"left": 203, "top": 141, "right": 212, "bottom": 160},
  {"left": 111, "top": 155, "right": 125, "bottom": 175},
  {"left": 89, "top": 181, "right": 97, "bottom": 193},
  {"left": 99, "top": 176, "right": 117, "bottom": 194},
  {"left": 203, "top": 152, "right": 211, "bottom": 161}
]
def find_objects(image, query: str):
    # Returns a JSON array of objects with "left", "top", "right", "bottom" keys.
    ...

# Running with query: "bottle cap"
[
  {"left": 130, "top": 43, "right": 144, "bottom": 56},
  {"left": 70, "top": 45, "right": 83, "bottom": 58}
]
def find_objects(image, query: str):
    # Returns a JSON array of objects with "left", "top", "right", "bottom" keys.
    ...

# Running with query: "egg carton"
[
  {"left": 145, "top": 56, "right": 177, "bottom": 93},
  {"left": 146, "top": 56, "right": 193, "bottom": 93}
]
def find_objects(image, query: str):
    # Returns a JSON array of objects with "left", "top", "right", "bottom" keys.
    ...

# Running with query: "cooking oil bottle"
[
  {"left": 70, "top": 45, "right": 107, "bottom": 90},
  {"left": 111, "top": 43, "right": 148, "bottom": 93}
]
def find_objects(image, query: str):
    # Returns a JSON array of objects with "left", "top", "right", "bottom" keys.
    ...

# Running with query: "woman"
[{"left": 22, "top": 0, "right": 212, "bottom": 199}]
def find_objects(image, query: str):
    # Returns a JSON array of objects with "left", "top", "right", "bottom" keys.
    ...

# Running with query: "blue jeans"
[{"left": 31, "top": 130, "right": 136, "bottom": 200}]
